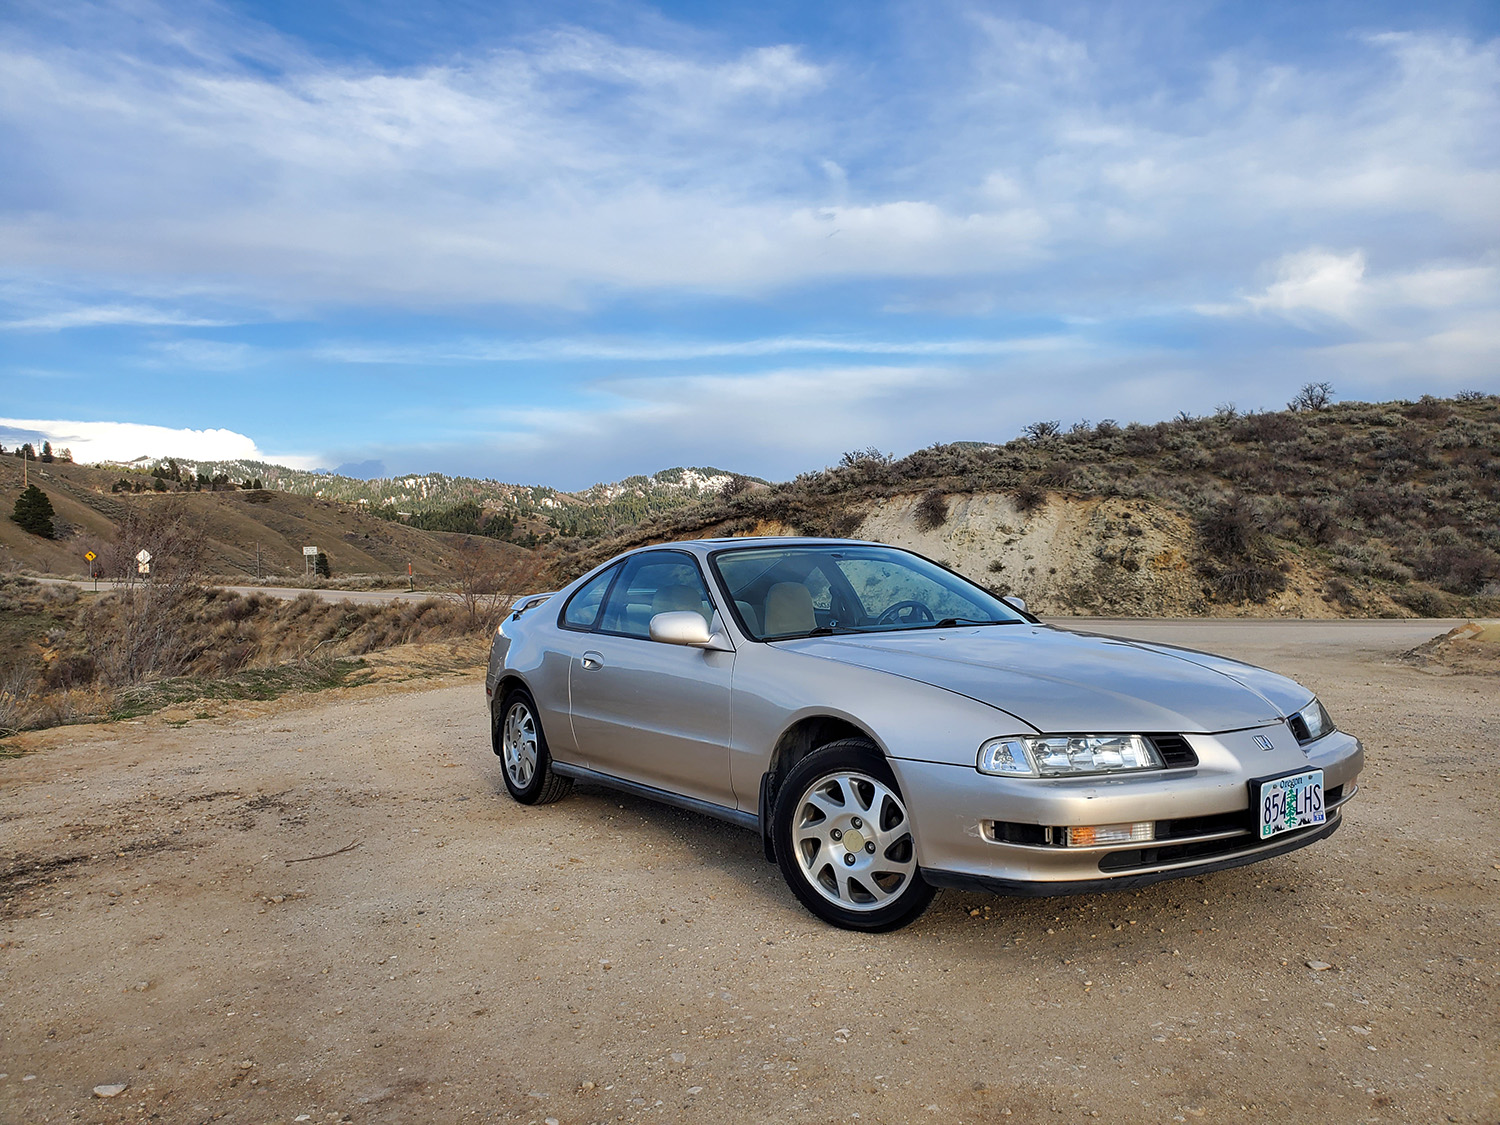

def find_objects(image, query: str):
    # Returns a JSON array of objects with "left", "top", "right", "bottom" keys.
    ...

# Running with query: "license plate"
[{"left": 1255, "top": 769, "right": 1325, "bottom": 840}]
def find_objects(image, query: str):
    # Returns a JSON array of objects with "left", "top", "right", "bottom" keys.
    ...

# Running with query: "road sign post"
[
  {"left": 135, "top": 548, "right": 152, "bottom": 579},
  {"left": 303, "top": 545, "right": 318, "bottom": 579},
  {"left": 85, "top": 550, "right": 97, "bottom": 591}
]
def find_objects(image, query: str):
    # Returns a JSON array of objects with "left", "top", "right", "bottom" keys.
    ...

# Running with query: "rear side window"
[{"left": 560, "top": 564, "right": 618, "bottom": 631}]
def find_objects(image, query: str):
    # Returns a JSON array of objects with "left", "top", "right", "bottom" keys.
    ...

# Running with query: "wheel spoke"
[{"left": 805, "top": 788, "right": 844, "bottom": 821}]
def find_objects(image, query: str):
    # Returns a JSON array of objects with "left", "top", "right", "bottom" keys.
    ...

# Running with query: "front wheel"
[
  {"left": 772, "top": 739, "right": 935, "bottom": 932},
  {"left": 495, "top": 689, "right": 573, "bottom": 805}
]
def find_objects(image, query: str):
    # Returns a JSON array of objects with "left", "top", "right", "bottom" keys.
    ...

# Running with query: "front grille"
[{"left": 1148, "top": 733, "right": 1198, "bottom": 768}]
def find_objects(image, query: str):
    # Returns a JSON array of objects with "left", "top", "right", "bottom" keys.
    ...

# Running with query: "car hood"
[{"left": 777, "top": 625, "right": 1312, "bottom": 733}]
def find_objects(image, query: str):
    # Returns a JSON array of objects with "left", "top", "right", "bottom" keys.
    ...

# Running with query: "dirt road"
[{"left": 1, "top": 622, "right": 1495, "bottom": 1124}]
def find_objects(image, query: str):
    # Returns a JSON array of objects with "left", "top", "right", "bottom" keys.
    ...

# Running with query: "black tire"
[
  {"left": 494, "top": 689, "right": 573, "bottom": 805},
  {"left": 772, "top": 738, "right": 935, "bottom": 932}
]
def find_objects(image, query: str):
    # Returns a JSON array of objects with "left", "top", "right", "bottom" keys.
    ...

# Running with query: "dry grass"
[{"left": 0, "top": 575, "right": 493, "bottom": 740}]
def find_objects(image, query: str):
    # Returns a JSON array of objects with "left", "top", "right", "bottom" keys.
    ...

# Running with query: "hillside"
[
  {"left": 545, "top": 393, "right": 1500, "bottom": 618},
  {"left": 0, "top": 457, "right": 524, "bottom": 584},
  {"left": 7, "top": 393, "right": 1496, "bottom": 618}
]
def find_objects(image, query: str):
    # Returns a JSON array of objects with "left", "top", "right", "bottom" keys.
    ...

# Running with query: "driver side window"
[{"left": 597, "top": 552, "right": 715, "bottom": 640}]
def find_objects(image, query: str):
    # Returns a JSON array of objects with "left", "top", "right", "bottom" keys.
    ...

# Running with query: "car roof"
[{"left": 642, "top": 536, "right": 880, "bottom": 555}]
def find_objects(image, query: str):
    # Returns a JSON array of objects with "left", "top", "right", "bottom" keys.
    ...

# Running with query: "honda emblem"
[{"left": 1254, "top": 734, "right": 1275, "bottom": 751}]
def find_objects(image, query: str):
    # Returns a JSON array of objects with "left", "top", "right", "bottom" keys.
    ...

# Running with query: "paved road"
[
  {"left": 28, "top": 574, "right": 455, "bottom": 605},
  {"left": 1048, "top": 615, "right": 1467, "bottom": 666}
]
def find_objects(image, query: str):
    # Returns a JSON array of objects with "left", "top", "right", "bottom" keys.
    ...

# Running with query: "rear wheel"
[
  {"left": 772, "top": 739, "right": 934, "bottom": 931},
  {"left": 495, "top": 689, "right": 572, "bottom": 805}
]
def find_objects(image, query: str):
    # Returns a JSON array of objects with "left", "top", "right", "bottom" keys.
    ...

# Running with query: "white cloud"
[
  {"left": 4, "top": 14, "right": 1491, "bottom": 313},
  {"left": 1201, "top": 249, "right": 1499, "bottom": 325},
  {"left": 1246, "top": 250, "right": 1368, "bottom": 318},
  {"left": 0, "top": 418, "right": 321, "bottom": 468},
  {"left": 1, "top": 304, "right": 234, "bottom": 330},
  {"left": 312, "top": 333, "right": 1072, "bottom": 364}
]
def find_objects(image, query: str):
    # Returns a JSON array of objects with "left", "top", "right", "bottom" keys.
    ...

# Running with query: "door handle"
[{"left": 580, "top": 651, "right": 604, "bottom": 671}]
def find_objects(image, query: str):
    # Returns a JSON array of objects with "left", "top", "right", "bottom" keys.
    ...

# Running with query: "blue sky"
[{"left": 2, "top": 0, "right": 1497, "bottom": 488}]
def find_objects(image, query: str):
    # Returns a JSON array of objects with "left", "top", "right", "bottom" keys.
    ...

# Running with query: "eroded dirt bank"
[{"left": 0, "top": 624, "right": 1496, "bottom": 1124}]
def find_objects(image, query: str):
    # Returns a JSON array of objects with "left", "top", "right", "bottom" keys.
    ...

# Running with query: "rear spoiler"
[{"left": 509, "top": 591, "right": 556, "bottom": 620}]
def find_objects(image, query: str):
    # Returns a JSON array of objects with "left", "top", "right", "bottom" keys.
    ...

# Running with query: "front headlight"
[
  {"left": 1288, "top": 699, "right": 1335, "bottom": 744},
  {"left": 978, "top": 734, "right": 1164, "bottom": 778}
]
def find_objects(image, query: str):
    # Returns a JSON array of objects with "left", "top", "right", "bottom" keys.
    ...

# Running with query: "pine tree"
[
  {"left": 40, "top": 441, "right": 54, "bottom": 463},
  {"left": 11, "top": 484, "right": 55, "bottom": 538},
  {"left": 314, "top": 551, "right": 331, "bottom": 578}
]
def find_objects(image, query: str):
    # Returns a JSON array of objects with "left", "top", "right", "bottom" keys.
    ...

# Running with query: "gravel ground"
[{"left": 0, "top": 622, "right": 1495, "bottom": 1124}]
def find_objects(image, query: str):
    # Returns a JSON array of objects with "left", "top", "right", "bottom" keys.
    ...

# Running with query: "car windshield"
[{"left": 711, "top": 544, "right": 1027, "bottom": 640}]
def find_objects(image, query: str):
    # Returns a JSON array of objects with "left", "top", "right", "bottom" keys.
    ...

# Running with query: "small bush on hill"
[{"left": 914, "top": 489, "right": 948, "bottom": 531}]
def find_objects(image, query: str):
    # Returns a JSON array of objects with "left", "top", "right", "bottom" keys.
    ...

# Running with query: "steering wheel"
[{"left": 876, "top": 600, "right": 935, "bottom": 626}]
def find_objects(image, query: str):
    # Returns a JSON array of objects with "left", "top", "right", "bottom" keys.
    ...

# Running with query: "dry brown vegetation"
[
  {"left": 548, "top": 393, "right": 1500, "bottom": 616},
  {"left": 0, "top": 576, "right": 489, "bottom": 738}
]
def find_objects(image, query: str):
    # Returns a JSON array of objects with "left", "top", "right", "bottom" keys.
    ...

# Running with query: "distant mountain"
[{"left": 117, "top": 457, "right": 755, "bottom": 544}]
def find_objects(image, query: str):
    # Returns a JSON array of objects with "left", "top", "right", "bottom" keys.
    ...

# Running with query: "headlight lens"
[
  {"left": 1289, "top": 699, "right": 1335, "bottom": 744},
  {"left": 979, "top": 734, "right": 1164, "bottom": 777}
]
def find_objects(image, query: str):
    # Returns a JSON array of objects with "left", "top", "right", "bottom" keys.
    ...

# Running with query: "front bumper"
[{"left": 891, "top": 727, "right": 1362, "bottom": 895}]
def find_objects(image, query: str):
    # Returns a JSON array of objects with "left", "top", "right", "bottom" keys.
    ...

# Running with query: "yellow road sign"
[{"left": 85, "top": 551, "right": 97, "bottom": 561}]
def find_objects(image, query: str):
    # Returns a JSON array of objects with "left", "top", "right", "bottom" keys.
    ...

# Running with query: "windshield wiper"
[{"left": 931, "top": 617, "right": 1011, "bottom": 629}]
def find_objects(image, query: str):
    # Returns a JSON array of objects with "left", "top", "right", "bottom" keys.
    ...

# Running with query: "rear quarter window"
[{"left": 560, "top": 564, "right": 618, "bottom": 631}]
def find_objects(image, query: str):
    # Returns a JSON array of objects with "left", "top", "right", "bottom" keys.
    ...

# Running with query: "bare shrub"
[
  {"left": 1394, "top": 587, "right": 1449, "bottom": 616},
  {"left": 914, "top": 490, "right": 948, "bottom": 532},
  {"left": 1415, "top": 545, "right": 1499, "bottom": 595},
  {"left": 1404, "top": 395, "right": 1451, "bottom": 422},
  {"left": 1013, "top": 484, "right": 1046, "bottom": 514},
  {"left": 1195, "top": 496, "right": 1288, "bottom": 603},
  {"left": 1289, "top": 382, "right": 1334, "bottom": 412},
  {"left": 1197, "top": 497, "right": 1263, "bottom": 559},
  {"left": 1022, "top": 420, "right": 1061, "bottom": 442},
  {"left": 1324, "top": 578, "right": 1362, "bottom": 608},
  {"left": 1212, "top": 562, "right": 1288, "bottom": 603},
  {"left": 1454, "top": 389, "right": 1486, "bottom": 402},
  {"left": 1236, "top": 412, "right": 1300, "bottom": 444},
  {"left": 797, "top": 508, "right": 864, "bottom": 538},
  {"left": 839, "top": 447, "right": 893, "bottom": 469},
  {"left": 720, "top": 473, "right": 752, "bottom": 500},
  {"left": 449, "top": 538, "right": 545, "bottom": 632},
  {"left": 86, "top": 501, "right": 210, "bottom": 687},
  {"left": 0, "top": 664, "right": 33, "bottom": 735}
]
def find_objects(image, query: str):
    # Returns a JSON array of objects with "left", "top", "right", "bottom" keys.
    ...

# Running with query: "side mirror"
[
  {"left": 650, "top": 611, "right": 714, "bottom": 646},
  {"left": 1001, "top": 595, "right": 1027, "bottom": 612}
]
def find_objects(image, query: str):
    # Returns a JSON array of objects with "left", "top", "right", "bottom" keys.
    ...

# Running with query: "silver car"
[{"left": 485, "top": 537, "right": 1362, "bottom": 931}]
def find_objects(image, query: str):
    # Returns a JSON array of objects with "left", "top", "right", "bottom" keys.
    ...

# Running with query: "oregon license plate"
[{"left": 1256, "top": 769, "right": 1325, "bottom": 840}]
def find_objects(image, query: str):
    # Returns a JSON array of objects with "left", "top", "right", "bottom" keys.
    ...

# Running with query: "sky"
[{"left": 1, "top": 0, "right": 1497, "bottom": 488}]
